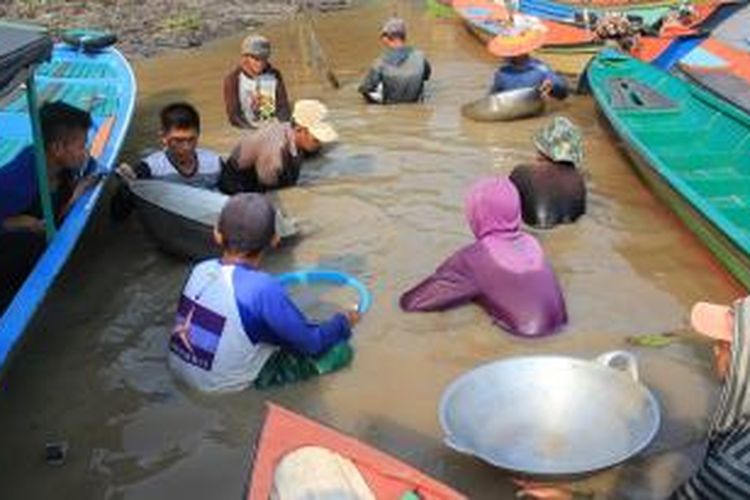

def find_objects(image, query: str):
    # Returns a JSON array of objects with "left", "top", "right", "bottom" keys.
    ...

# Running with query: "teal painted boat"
[
  {"left": 588, "top": 49, "right": 750, "bottom": 288},
  {"left": 0, "top": 23, "right": 135, "bottom": 372}
]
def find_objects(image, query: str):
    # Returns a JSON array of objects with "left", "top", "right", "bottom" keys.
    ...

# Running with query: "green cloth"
[
  {"left": 626, "top": 332, "right": 679, "bottom": 348},
  {"left": 254, "top": 342, "right": 353, "bottom": 389}
]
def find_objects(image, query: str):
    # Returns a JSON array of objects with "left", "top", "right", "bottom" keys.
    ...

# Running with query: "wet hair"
[
  {"left": 160, "top": 102, "right": 201, "bottom": 133},
  {"left": 40, "top": 101, "right": 92, "bottom": 146},
  {"left": 218, "top": 193, "right": 276, "bottom": 254}
]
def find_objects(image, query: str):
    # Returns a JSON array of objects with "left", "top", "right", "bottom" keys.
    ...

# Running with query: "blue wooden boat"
[
  {"left": 518, "top": 0, "right": 676, "bottom": 25},
  {"left": 649, "top": 3, "right": 750, "bottom": 114},
  {"left": 0, "top": 23, "right": 135, "bottom": 372},
  {"left": 647, "top": 1, "right": 746, "bottom": 69}
]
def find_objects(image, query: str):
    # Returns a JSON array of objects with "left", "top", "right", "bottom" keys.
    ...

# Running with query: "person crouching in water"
[
  {"left": 516, "top": 297, "right": 750, "bottom": 499},
  {"left": 117, "top": 102, "right": 223, "bottom": 189},
  {"left": 0, "top": 102, "right": 99, "bottom": 311},
  {"left": 400, "top": 177, "right": 567, "bottom": 337},
  {"left": 358, "top": 17, "right": 431, "bottom": 104},
  {"left": 112, "top": 102, "right": 225, "bottom": 220},
  {"left": 488, "top": 22, "right": 568, "bottom": 101},
  {"left": 168, "top": 193, "right": 359, "bottom": 392},
  {"left": 219, "top": 99, "right": 337, "bottom": 194},
  {"left": 509, "top": 117, "right": 586, "bottom": 229},
  {"left": 223, "top": 35, "right": 291, "bottom": 129}
]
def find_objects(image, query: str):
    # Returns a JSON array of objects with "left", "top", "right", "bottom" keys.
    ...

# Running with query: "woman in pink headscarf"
[{"left": 400, "top": 177, "right": 567, "bottom": 337}]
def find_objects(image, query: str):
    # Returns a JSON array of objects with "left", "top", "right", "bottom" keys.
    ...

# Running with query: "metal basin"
[
  {"left": 130, "top": 180, "right": 225, "bottom": 260},
  {"left": 130, "top": 180, "right": 300, "bottom": 260},
  {"left": 439, "top": 351, "right": 660, "bottom": 475},
  {"left": 461, "top": 87, "right": 544, "bottom": 122}
]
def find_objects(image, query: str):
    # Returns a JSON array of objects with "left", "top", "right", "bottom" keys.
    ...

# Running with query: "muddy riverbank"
[{"left": 0, "top": 0, "right": 351, "bottom": 57}]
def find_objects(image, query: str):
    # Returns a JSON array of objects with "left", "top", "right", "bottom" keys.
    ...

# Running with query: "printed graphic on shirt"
[
  {"left": 256, "top": 75, "right": 277, "bottom": 120},
  {"left": 170, "top": 294, "right": 227, "bottom": 371},
  {"left": 241, "top": 73, "right": 278, "bottom": 122}
]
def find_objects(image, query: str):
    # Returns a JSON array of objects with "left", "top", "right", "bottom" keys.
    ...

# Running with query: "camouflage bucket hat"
[{"left": 533, "top": 116, "right": 584, "bottom": 166}]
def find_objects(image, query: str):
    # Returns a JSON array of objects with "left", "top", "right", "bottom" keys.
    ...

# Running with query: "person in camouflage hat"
[
  {"left": 509, "top": 116, "right": 586, "bottom": 229},
  {"left": 533, "top": 116, "right": 584, "bottom": 167}
]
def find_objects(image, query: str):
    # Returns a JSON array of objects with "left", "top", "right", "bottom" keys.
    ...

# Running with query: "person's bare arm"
[
  {"left": 59, "top": 175, "right": 101, "bottom": 218},
  {"left": 224, "top": 68, "right": 250, "bottom": 128},
  {"left": 2, "top": 215, "right": 45, "bottom": 233}
]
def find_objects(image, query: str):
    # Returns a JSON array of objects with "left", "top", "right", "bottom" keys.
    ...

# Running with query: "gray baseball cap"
[
  {"left": 241, "top": 34, "right": 271, "bottom": 60},
  {"left": 218, "top": 193, "right": 276, "bottom": 253},
  {"left": 381, "top": 17, "right": 406, "bottom": 37}
]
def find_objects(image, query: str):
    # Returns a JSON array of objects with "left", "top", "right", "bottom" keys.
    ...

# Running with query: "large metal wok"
[
  {"left": 130, "top": 180, "right": 300, "bottom": 260},
  {"left": 461, "top": 87, "right": 544, "bottom": 122},
  {"left": 130, "top": 180, "right": 226, "bottom": 259},
  {"left": 439, "top": 351, "right": 660, "bottom": 475}
]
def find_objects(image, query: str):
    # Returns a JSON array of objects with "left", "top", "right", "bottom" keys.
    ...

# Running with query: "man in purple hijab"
[{"left": 400, "top": 177, "right": 567, "bottom": 337}]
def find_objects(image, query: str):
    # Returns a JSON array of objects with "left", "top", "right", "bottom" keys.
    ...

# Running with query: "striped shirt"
[{"left": 671, "top": 297, "right": 750, "bottom": 499}]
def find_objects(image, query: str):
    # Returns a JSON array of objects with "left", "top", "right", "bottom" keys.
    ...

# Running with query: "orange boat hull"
[{"left": 246, "top": 403, "right": 466, "bottom": 500}]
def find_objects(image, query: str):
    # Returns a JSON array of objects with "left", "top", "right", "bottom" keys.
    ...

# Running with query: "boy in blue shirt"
[
  {"left": 490, "top": 54, "right": 568, "bottom": 100},
  {"left": 487, "top": 21, "right": 568, "bottom": 100},
  {"left": 168, "top": 193, "right": 359, "bottom": 392}
]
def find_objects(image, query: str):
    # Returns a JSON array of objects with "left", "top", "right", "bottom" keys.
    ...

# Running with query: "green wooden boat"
[{"left": 588, "top": 49, "right": 750, "bottom": 288}]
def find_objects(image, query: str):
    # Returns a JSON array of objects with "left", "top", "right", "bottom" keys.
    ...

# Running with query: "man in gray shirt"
[
  {"left": 358, "top": 18, "right": 431, "bottom": 104},
  {"left": 219, "top": 100, "right": 338, "bottom": 193}
]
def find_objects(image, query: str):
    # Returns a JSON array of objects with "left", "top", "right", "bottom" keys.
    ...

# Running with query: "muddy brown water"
[{"left": 0, "top": 1, "right": 744, "bottom": 499}]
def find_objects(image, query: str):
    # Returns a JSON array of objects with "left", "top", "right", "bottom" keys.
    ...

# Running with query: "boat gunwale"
[
  {"left": 589, "top": 52, "right": 750, "bottom": 286},
  {"left": 598, "top": 108, "right": 750, "bottom": 287},
  {"left": 0, "top": 45, "right": 137, "bottom": 375}
]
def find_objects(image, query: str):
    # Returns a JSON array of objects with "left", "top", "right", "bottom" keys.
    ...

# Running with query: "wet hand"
[
  {"left": 538, "top": 79, "right": 553, "bottom": 98},
  {"left": 714, "top": 340, "right": 731, "bottom": 379},
  {"left": 2, "top": 215, "right": 46, "bottom": 234},
  {"left": 73, "top": 174, "right": 101, "bottom": 197},
  {"left": 345, "top": 309, "right": 361, "bottom": 327},
  {"left": 513, "top": 479, "right": 574, "bottom": 499},
  {"left": 116, "top": 162, "right": 137, "bottom": 181}
]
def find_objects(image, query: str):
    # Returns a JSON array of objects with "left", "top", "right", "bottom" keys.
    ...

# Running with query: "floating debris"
[
  {"left": 626, "top": 332, "right": 679, "bottom": 348},
  {"left": 45, "top": 441, "right": 68, "bottom": 467}
]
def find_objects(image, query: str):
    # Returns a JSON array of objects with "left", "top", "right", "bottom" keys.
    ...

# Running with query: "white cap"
[{"left": 292, "top": 99, "right": 338, "bottom": 144}]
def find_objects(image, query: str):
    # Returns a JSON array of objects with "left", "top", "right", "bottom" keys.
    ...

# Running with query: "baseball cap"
[
  {"left": 292, "top": 99, "right": 338, "bottom": 144},
  {"left": 242, "top": 34, "right": 271, "bottom": 60},
  {"left": 381, "top": 17, "right": 407, "bottom": 37}
]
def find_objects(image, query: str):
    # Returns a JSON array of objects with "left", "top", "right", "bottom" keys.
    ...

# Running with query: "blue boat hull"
[{"left": 0, "top": 44, "right": 136, "bottom": 372}]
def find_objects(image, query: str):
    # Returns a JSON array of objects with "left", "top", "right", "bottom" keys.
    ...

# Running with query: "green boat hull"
[{"left": 588, "top": 50, "right": 750, "bottom": 288}]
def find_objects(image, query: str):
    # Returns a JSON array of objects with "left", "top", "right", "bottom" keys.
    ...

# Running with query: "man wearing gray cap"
[
  {"left": 358, "top": 17, "right": 431, "bottom": 104},
  {"left": 223, "top": 34, "right": 291, "bottom": 129}
]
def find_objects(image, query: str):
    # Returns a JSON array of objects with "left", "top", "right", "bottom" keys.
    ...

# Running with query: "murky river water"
[{"left": 0, "top": 1, "right": 745, "bottom": 498}]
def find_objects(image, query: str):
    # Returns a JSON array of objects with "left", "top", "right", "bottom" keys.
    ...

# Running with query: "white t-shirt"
[
  {"left": 168, "top": 260, "right": 277, "bottom": 392},
  {"left": 142, "top": 148, "right": 222, "bottom": 189},
  {"left": 238, "top": 72, "right": 279, "bottom": 127}
]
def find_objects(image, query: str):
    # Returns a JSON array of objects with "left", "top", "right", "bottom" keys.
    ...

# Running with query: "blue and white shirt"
[
  {"left": 168, "top": 260, "right": 351, "bottom": 392},
  {"left": 137, "top": 148, "right": 223, "bottom": 190},
  {"left": 490, "top": 58, "right": 568, "bottom": 99}
]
